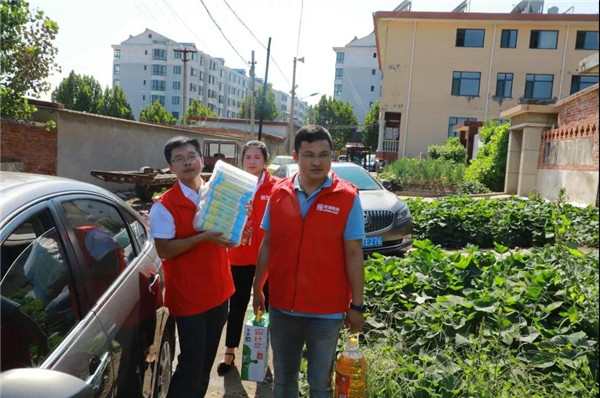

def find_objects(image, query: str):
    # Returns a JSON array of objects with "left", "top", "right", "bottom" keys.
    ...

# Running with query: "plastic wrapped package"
[{"left": 193, "top": 160, "right": 258, "bottom": 246}]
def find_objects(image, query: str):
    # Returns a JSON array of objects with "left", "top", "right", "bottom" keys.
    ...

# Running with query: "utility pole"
[
  {"left": 258, "top": 37, "right": 271, "bottom": 141},
  {"left": 174, "top": 47, "right": 197, "bottom": 125},
  {"left": 287, "top": 56, "right": 304, "bottom": 154},
  {"left": 249, "top": 50, "right": 256, "bottom": 139}
]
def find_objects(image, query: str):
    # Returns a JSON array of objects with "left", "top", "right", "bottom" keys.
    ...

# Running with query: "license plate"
[{"left": 362, "top": 235, "right": 383, "bottom": 248}]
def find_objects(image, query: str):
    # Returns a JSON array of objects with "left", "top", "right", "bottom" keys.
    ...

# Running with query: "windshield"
[
  {"left": 332, "top": 166, "right": 381, "bottom": 191},
  {"left": 274, "top": 157, "right": 294, "bottom": 165}
]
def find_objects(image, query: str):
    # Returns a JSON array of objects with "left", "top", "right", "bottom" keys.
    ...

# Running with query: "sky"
[{"left": 29, "top": 0, "right": 599, "bottom": 106}]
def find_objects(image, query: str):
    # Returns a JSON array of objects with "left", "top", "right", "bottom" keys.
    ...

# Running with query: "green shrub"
[
  {"left": 427, "top": 136, "right": 467, "bottom": 164},
  {"left": 464, "top": 120, "right": 510, "bottom": 191},
  {"left": 407, "top": 195, "right": 599, "bottom": 249},
  {"left": 457, "top": 180, "right": 491, "bottom": 195},
  {"left": 380, "top": 158, "right": 465, "bottom": 191}
]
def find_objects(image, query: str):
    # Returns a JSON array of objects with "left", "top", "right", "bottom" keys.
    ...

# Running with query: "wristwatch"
[{"left": 349, "top": 302, "right": 367, "bottom": 313}]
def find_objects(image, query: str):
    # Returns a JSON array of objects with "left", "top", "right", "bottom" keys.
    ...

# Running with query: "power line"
[
  {"left": 161, "top": 0, "right": 211, "bottom": 50},
  {"left": 221, "top": 0, "right": 291, "bottom": 86},
  {"left": 198, "top": 0, "right": 248, "bottom": 65},
  {"left": 295, "top": 0, "right": 304, "bottom": 58}
]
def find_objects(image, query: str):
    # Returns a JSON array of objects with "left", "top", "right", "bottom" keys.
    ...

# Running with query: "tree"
[
  {"left": 306, "top": 95, "right": 358, "bottom": 151},
  {"left": 186, "top": 99, "right": 217, "bottom": 123},
  {"left": 238, "top": 86, "right": 279, "bottom": 121},
  {"left": 362, "top": 101, "right": 380, "bottom": 150},
  {"left": 51, "top": 70, "right": 103, "bottom": 113},
  {"left": 1, "top": 0, "right": 60, "bottom": 120},
  {"left": 139, "top": 101, "right": 177, "bottom": 125},
  {"left": 97, "top": 85, "right": 134, "bottom": 120}
]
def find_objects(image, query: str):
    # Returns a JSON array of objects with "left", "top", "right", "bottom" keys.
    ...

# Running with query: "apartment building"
[
  {"left": 112, "top": 29, "right": 248, "bottom": 121},
  {"left": 256, "top": 80, "right": 308, "bottom": 125},
  {"left": 333, "top": 32, "right": 383, "bottom": 130},
  {"left": 373, "top": 11, "right": 598, "bottom": 159}
]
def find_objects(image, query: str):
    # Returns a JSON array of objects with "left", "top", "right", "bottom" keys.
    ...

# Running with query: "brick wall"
[
  {"left": 538, "top": 85, "right": 599, "bottom": 170},
  {"left": 1, "top": 119, "right": 57, "bottom": 175}
]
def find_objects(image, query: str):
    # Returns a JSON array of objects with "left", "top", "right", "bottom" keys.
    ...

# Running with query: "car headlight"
[{"left": 395, "top": 203, "right": 410, "bottom": 224}]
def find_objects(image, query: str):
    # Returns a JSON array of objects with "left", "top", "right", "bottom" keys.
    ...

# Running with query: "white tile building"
[
  {"left": 112, "top": 29, "right": 249, "bottom": 121},
  {"left": 332, "top": 32, "right": 382, "bottom": 131}
]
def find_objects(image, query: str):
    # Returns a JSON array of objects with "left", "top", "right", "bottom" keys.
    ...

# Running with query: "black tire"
[{"left": 152, "top": 329, "right": 174, "bottom": 398}]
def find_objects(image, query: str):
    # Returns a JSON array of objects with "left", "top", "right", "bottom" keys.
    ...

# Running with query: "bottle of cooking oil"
[{"left": 334, "top": 335, "right": 367, "bottom": 397}]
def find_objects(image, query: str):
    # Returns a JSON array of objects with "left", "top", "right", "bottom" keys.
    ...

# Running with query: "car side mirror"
[
  {"left": 381, "top": 179, "right": 392, "bottom": 190},
  {"left": 0, "top": 368, "right": 93, "bottom": 398}
]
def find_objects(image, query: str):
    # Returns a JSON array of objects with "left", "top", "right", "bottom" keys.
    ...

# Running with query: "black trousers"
[
  {"left": 167, "top": 300, "right": 228, "bottom": 398},
  {"left": 225, "top": 265, "right": 269, "bottom": 349}
]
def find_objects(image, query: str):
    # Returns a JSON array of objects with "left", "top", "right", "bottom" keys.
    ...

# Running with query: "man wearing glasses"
[
  {"left": 253, "top": 125, "right": 366, "bottom": 397},
  {"left": 149, "top": 136, "right": 234, "bottom": 398}
]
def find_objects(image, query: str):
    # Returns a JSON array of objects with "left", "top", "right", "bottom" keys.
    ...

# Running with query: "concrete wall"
[
  {"left": 32, "top": 106, "right": 284, "bottom": 192},
  {"left": 376, "top": 12, "right": 598, "bottom": 158}
]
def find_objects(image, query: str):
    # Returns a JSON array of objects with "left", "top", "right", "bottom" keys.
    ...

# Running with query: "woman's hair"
[{"left": 242, "top": 140, "right": 269, "bottom": 163}]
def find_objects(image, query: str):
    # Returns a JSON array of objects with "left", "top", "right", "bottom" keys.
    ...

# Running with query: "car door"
[
  {"left": 55, "top": 194, "right": 166, "bottom": 398},
  {"left": 0, "top": 202, "right": 114, "bottom": 398}
]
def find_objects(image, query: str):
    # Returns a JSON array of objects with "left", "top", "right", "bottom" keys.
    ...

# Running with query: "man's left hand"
[{"left": 344, "top": 309, "right": 364, "bottom": 333}]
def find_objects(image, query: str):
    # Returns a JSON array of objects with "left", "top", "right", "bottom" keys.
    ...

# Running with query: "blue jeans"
[{"left": 269, "top": 307, "right": 342, "bottom": 398}]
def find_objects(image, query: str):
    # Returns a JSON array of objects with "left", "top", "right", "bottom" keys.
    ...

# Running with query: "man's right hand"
[{"left": 252, "top": 287, "right": 265, "bottom": 315}]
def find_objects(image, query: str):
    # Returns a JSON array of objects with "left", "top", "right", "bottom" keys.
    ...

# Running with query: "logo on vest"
[
  {"left": 260, "top": 194, "right": 270, "bottom": 201},
  {"left": 316, "top": 203, "right": 340, "bottom": 215}
]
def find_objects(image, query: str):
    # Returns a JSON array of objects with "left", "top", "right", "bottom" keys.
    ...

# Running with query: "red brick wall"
[
  {"left": 1, "top": 119, "right": 57, "bottom": 175},
  {"left": 538, "top": 86, "right": 599, "bottom": 170}
]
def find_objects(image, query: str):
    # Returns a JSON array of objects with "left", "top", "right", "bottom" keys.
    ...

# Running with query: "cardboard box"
[{"left": 241, "top": 311, "right": 269, "bottom": 382}]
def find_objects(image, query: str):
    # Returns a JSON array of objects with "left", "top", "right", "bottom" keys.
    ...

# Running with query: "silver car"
[
  {"left": 272, "top": 162, "right": 412, "bottom": 255},
  {"left": 0, "top": 172, "right": 174, "bottom": 398}
]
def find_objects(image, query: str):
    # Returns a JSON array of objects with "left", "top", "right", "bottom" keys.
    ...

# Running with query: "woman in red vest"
[{"left": 217, "top": 140, "right": 279, "bottom": 376}]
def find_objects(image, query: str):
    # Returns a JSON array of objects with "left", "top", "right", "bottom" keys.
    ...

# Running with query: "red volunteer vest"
[
  {"left": 228, "top": 171, "right": 279, "bottom": 266},
  {"left": 267, "top": 173, "right": 358, "bottom": 313},
  {"left": 157, "top": 182, "right": 234, "bottom": 317}
]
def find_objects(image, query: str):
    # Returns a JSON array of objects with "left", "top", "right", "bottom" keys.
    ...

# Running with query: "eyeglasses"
[
  {"left": 298, "top": 152, "right": 332, "bottom": 161},
  {"left": 171, "top": 153, "right": 201, "bottom": 165}
]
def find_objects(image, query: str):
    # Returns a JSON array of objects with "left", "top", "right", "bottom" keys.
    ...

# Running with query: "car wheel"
[{"left": 153, "top": 332, "right": 174, "bottom": 398}]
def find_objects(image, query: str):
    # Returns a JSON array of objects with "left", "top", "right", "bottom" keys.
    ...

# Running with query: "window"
[
  {"left": 114, "top": 49, "right": 120, "bottom": 58},
  {"left": 151, "top": 80, "right": 165, "bottom": 91},
  {"left": 150, "top": 95, "right": 165, "bottom": 105},
  {"left": 173, "top": 81, "right": 181, "bottom": 90},
  {"left": 113, "top": 64, "right": 120, "bottom": 74},
  {"left": 122, "top": 211, "right": 147, "bottom": 250},
  {"left": 60, "top": 200, "right": 133, "bottom": 305},
  {"left": 456, "top": 29, "right": 485, "bottom": 47},
  {"left": 199, "top": 56, "right": 204, "bottom": 66},
  {"left": 372, "top": 52, "right": 377, "bottom": 58},
  {"left": 142, "top": 95, "right": 145, "bottom": 101},
  {"left": 174, "top": 51, "right": 182, "bottom": 59},
  {"left": 113, "top": 79, "right": 119, "bottom": 86},
  {"left": 570, "top": 75, "right": 599, "bottom": 94},
  {"left": 451, "top": 71, "right": 481, "bottom": 96},
  {"left": 152, "top": 49, "right": 167, "bottom": 60},
  {"left": 495, "top": 73, "right": 513, "bottom": 98},
  {"left": 1, "top": 210, "right": 78, "bottom": 371},
  {"left": 190, "top": 83, "right": 197, "bottom": 92},
  {"left": 199, "top": 71, "right": 204, "bottom": 81},
  {"left": 372, "top": 69, "right": 376, "bottom": 75},
  {"left": 191, "top": 68, "right": 198, "bottom": 77},
  {"left": 208, "top": 75, "right": 216, "bottom": 84},
  {"left": 370, "top": 85, "right": 374, "bottom": 92},
  {"left": 173, "top": 65, "right": 181, "bottom": 75},
  {"left": 575, "top": 31, "right": 599, "bottom": 50},
  {"left": 172, "top": 96, "right": 180, "bottom": 105},
  {"left": 500, "top": 29, "right": 518, "bottom": 48},
  {"left": 334, "top": 84, "right": 342, "bottom": 96},
  {"left": 336, "top": 52, "right": 345, "bottom": 63},
  {"left": 524, "top": 74, "right": 554, "bottom": 99},
  {"left": 530, "top": 30, "right": 558, "bottom": 49},
  {"left": 220, "top": 69, "right": 224, "bottom": 78},
  {"left": 151, "top": 65, "right": 166, "bottom": 76},
  {"left": 191, "top": 53, "right": 198, "bottom": 61},
  {"left": 335, "top": 68, "right": 343, "bottom": 79},
  {"left": 448, "top": 116, "right": 476, "bottom": 137},
  {"left": 172, "top": 111, "right": 179, "bottom": 120},
  {"left": 143, "top": 80, "right": 146, "bottom": 86}
]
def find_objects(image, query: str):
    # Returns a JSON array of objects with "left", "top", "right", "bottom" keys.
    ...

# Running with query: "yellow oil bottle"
[{"left": 334, "top": 335, "right": 367, "bottom": 397}]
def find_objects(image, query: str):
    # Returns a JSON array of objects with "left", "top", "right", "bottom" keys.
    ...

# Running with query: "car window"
[
  {"left": 1, "top": 210, "right": 78, "bottom": 371},
  {"left": 332, "top": 166, "right": 382, "bottom": 191},
  {"left": 122, "top": 210, "right": 148, "bottom": 251},
  {"left": 272, "top": 168, "right": 287, "bottom": 178},
  {"left": 61, "top": 199, "right": 133, "bottom": 306}
]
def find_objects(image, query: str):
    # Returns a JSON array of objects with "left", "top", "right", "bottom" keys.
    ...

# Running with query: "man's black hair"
[
  {"left": 163, "top": 136, "right": 202, "bottom": 164},
  {"left": 242, "top": 140, "right": 269, "bottom": 163},
  {"left": 294, "top": 125, "right": 333, "bottom": 153}
]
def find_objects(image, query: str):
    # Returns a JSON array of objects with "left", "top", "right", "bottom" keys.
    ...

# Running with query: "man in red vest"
[
  {"left": 149, "top": 136, "right": 235, "bottom": 398},
  {"left": 253, "top": 125, "right": 366, "bottom": 397}
]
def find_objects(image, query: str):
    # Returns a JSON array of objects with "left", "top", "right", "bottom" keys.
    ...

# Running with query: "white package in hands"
[{"left": 193, "top": 160, "right": 258, "bottom": 246}]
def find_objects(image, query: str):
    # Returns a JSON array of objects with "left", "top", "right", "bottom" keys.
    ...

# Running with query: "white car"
[{"left": 266, "top": 155, "right": 295, "bottom": 174}]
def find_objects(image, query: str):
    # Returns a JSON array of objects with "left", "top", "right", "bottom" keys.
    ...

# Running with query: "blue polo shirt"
[{"left": 261, "top": 173, "right": 365, "bottom": 319}]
